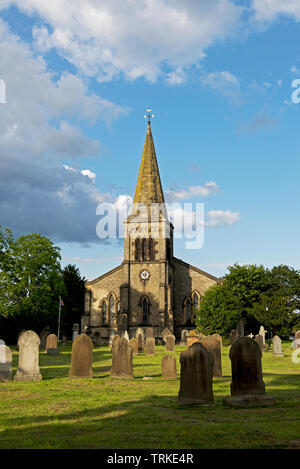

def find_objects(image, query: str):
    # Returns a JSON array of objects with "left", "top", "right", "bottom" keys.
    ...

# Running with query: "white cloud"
[
  {"left": 165, "top": 181, "right": 220, "bottom": 203},
  {"left": 206, "top": 210, "right": 241, "bottom": 227},
  {"left": 252, "top": 0, "right": 300, "bottom": 22},
  {"left": 81, "top": 169, "right": 96, "bottom": 182},
  {"left": 0, "top": 0, "right": 243, "bottom": 83},
  {"left": 199, "top": 70, "right": 241, "bottom": 102}
]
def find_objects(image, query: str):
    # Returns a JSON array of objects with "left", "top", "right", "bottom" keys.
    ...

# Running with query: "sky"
[{"left": 0, "top": 0, "right": 299, "bottom": 280}]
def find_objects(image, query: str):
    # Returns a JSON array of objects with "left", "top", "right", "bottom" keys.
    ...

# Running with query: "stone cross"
[
  {"left": 14, "top": 330, "right": 42, "bottom": 382},
  {"left": 111, "top": 337, "right": 133, "bottom": 379},
  {"left": 0, "top": 344, "right": 12, "bottom": 382},
  {"left": 69, "top": 334, "right": 93, "bottom": 378},
  {"left": 162, "top": 355, "right": 177, "bottom": 379},
  {"left": 178, "top": 342, "right": 214, "bottom": 406}
]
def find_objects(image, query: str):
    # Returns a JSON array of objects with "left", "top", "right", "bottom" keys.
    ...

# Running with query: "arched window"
[
  {"left": 101, "top": 301, "right": 107, "bottom": 324},
  {"left": 109, "top": 295, "right": 115, "bottom": 324},
  {"left": 184, "top": 298, "right": 192, "bottom": 324},
  {"left": 149, "top": 238, "right": 155, "bottom": 260},
  {"left": 142, "top": 297, "right": 149, "bottom": 323},
  {"left": 135, "top": 238, "right": 141, "bottom": 261},
  {"left": 141, "top": 238, "right": 148, "bottom": 261},
  {"left": 116, "top": 301, "right": 120, "bottom": 314},
  {"left": 193, "top": 292, "right": 200, "bottom": 311}
]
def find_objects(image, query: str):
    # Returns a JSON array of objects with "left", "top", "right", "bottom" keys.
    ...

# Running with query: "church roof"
[{"left": 133, "top": 121, "right": 165, "bottom": 206}]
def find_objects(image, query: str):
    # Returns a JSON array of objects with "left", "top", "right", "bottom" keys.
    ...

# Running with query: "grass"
[{"left": 0, "top": 341, "right": 299, "bottom": 449}]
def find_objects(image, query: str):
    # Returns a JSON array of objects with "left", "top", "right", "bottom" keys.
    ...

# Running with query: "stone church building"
[{"left": 81, "top": 119, "right": 218, "bottom": 344}]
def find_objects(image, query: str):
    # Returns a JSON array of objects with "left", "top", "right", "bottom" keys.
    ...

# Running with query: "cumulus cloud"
[
  {"left": 252, "top": 0, "right": 300, "bottom": 22},
  {"left": 165, "top": 181, "right": 220, "bottom": 203},
  {"left": 206, "top": 210, "right": 241, "bottom": 227},
  {"left": 199, "top": 70, "right": 241, "bottom": 103},
  {"left": 0, "top": 0, "right": 243, "bottom": 83}
]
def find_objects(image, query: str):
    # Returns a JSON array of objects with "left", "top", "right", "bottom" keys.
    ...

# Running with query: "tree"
[
  {"left": 61, "top": 264, "right": 86, "bottom": 338},
  {"left": 0, "top": 227, "right": 63, "bottom": 343}
]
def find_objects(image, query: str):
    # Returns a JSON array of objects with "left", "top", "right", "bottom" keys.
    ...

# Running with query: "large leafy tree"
[
  {"left": 61, "top": 264, "right": 86, "bottom": 338},
  {"left": 0, "top": 227, "right": 63, "bottom": 343}
]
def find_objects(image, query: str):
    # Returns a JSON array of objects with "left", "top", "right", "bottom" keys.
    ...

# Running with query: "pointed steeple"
[{"left": 133, "top": 121, "right": 165, "bottom": 206}]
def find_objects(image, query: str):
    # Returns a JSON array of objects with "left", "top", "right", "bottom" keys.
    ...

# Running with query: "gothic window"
[
  {"left": 186, "top": 299, "right": 192, "bottom": 322},
  {"left": 142, "top": 297, "right": 149, "bottom": 323},
  {"left": 135, "top": 238, "right": 141, "bottom": 261},
  {"left": 101, "top": 300, "right": 107, "bottom": 324},
  {"left": 149, "top": 237, "right": 155, "bottom": 260},
  {"left": 141, "top": 238, "right": 148, "bottom": 261},
  {"left": 193, "top": 292, "right": 200, "bottom": 311},
  {"left": 116, "top": 300, "right": 120, "bottom": 314},
  {"left": 109, "top": 295, "right": 115, "bottom": 325}
]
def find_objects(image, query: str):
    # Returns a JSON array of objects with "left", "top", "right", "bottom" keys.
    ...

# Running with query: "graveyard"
[{"left": 0, "top": 339, "right": 299, "bottom": 449}]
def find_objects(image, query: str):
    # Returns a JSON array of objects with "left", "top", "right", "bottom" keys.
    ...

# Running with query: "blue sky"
[{"left": 0, "top": 0, "right": 299, "bottom": 280}]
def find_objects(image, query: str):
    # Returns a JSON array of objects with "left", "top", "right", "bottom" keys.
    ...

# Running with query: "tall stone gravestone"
[
  {"left": 146, "top": 327, "right": 154, "bottom": 338},
  {"left": 69, "top": 334, "right": 93, "bottom": 378},
  {"left": 112, "top": 335, "right": 121, "bottom": 352},
  {"left": 111, "top": 337, "right": 133, "bottom": 379},
  {"left": 39, "top": 327, "right": 50, "bottom": 351},
  {"left": 123, "top": 331, "right": 129, "bottom": 342},
  {"left": 272, "top": 335, "right": 284, "bottom": 357},
  {"left": 200, "top": 334, "right": 222, "bottom": 377},
  {"left": 46, "top": 334, "right": 59, "bottom": 356},
  {"left": 180, "top": 330, "right": 188, "bottom": 346},
  {"left": 255, "top": 334, "right": 264, "bottom": 351},
  {"left": 129, "top": 337, "right": 138, "bottom": 356},
  {"left": 0, "top": 344, "right": 12, "bottom": 382},
  {"left": 223, "top": 337, "right": 275, "bottom": 407},
  {"left": 137, "top": 333, "right": 144, "bottom": 353},
  {"left": 178, "top": 342, "right": 214, "bottom": 406},
  {"left": 259, "top": 326, "right": 266, "bottom": 347},
  {"left": 165, "top": 334, "right": 175, "bottom": 352},
  {"left": 162, "top": 328, "right": 172, "bottom": 343},
  {"left": 162, "top": 355, "right": 177, "bottom": 379},
  {"left": 146, "top": 337, "right": 155, "bottom": 355},
  {"left": 14, "top": 330, "right": 42, "bottom": 382},
  {"left": 72, "top": 323, "right": 80, "bottom": 341}
]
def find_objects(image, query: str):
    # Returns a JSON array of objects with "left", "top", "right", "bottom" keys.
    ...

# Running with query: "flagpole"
[{"left": 58, "top": 296, "right": 62, "bottom": 342}]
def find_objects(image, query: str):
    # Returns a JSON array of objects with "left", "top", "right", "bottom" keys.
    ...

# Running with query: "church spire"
[{"left": 133, "top": 112, "right": 165, "bottom": 206}]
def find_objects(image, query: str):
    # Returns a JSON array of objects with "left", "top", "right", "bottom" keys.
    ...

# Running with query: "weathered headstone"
[
  {"left": 230, "top": 329, "right": 239, "bottom": 346},
  {"left": 259, "top": 326, "right": 266, "bottom": 346},
  {"left": 69, "top": 334, "right": 93, "bottom": 378},
  {"left": 129, "top": 337, "right": 138, "bottom": 355},
  {"left": 178, "top": 342, "right": 214, "bottom": 406},
  {"left": 39, "top": 327, "right": 50, "bottom": 351},
  {"left": 294, "top": 330, "right": 300, "bottom": 340},
  {"left": 186, "top": 334, "right": 199, "bottom": 348},
  {"left": 112, "top": 334, "right": 121, "bottom": 352},
  {"left": 272, "top": 335, "right": 284, "bottom": 357},
  {"left": 162, "top": 328, "right": 172, "bottom": 343},
  {"left": 137, "top": 333, "right": 145, "bottom": 353},
  {"left": 162, "top": 355, "right": 177, "bottom": 379},
  {"left": 146, "top": 337, "right": 155, "bottom": 355},
  {"left": 180, "top": 330, "right": 188, "bottom": 346},
  {"left": 165, "top": 334, "right": 175, "bottom": 352},
  {"left": 146, "top": 327, "right": 154, "bottom": 338},
  {"left": 46, "top": 334, "right": 59, "bottom": 355},
  {"left": 123, "top": 331, "right": 129, "bottom": 342},
  {"left": 111, "top": 337, "right": 133, "bottom": 379},
  {"left": 14, "top": 330, "right": 42, "bottom": 382},
  {"left": 255, "top": 334, "right": 264, "bottom": 351},
  {"left": 72, "top": 323, "right": 80, "bottom": 341},
  {"left": 200, "top": 334, "right": 222, "bottom": 377},
  {"left": 0, "top": 344, "right": 12, "bottom": 382},
  {"left": 223, "top": 337, "right": 275, "bottom": 407}
]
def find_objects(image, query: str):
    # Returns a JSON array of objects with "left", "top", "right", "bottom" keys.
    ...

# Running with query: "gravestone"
[
  {"left": 109, "top": 329, "right": 116, "bottom": 347},
  {"left": 230, "top": 329, "right": 239, "bottom": 346},
  {"left": 162, "top": 328, "right": 172, "bottom": 343},
  {"left": 69, "top": 334, "right": 93, "bottom": 378},
  {"left": 200, "top": 334, "right": 222, "bottom": 377},
  {"left": 72, "top": 323, "right": 80, "bottom": 341},
  {"left": 180, "top": 330, "right": 188, "bottom": 346},
  {"left": 255, "top": 334, "right": 264, "bottom": 351},
  {"left": 223, "top": 337, "right": 275, "bottom": 407},
  {"left": 165, "top": 334, "right": 175, "bottom": 352},
  {"left": 129, "top": 337, "right": 138, "bottom": 356},
  {"left": 146, "top": 327, "right": 154, "bottom": 338},
  {"left": 259, "top": 326, "right": 266, "bottom": 346},
  {"left": 14, "top": 330, "right": 42, "bottom": 382},
  {"left": 111, "top": 337, "right": 133, "bottom": 379},
  {"left": 146, "top": 337, "right": 155, "bottom": 355},
  {"left": 137, "top": 333, "right": 145, "bottom": 353},
  {"left": 16, "top": 329, "right": 26, "bottom": 351},
  {"left": 186, "top": 334, "right": 199, "bottom": 348},
  {"left": 294, "top": 330, "right": 300, "bottom": 340},
  {"left": 112, "top": 334, "right": 121, "bottom": 352},
  {"left": 272, "top": 335, "right": 284, "bottom": 357},
  {"left": 46, "top": 334, "right": 59, "bottom": 355},
  {"left": 123, "top": 331, "right": 129, "bottom": 342},
  {"left": 62, "top": 334, "right": 68, "bottom": 345},
  {"left": 0, "top": 344, "right": 12, "bottom": 382},
  {"left": 39, "top": 327, "right": 50, "bottom": 351},
  {"left": 162, "top": 355, "right": 177, "bottom": 379},
  {"left": 178, "top": 342, "right": 214, "bottom": 406}
]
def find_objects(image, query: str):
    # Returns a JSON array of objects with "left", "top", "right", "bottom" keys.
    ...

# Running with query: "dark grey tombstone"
[{"left": 111, "top": 337, "right": 133, "bottom": 379}]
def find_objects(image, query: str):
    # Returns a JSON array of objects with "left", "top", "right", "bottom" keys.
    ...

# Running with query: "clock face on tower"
[{"left": 140, "top": 270, "right": 150, "bottom": 281}]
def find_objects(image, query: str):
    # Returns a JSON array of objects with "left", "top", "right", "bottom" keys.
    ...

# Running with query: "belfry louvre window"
[{"left": 142, "top": 297, "right": 149, "bottom": 323}]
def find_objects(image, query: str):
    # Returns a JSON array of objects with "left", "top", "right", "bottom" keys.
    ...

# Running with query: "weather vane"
[{"left": 144, "top": 108, "right": 155, "bottom": 124}]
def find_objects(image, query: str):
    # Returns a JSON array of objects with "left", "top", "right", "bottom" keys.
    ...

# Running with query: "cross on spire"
[{"left": 144, "top": 108, "right": 155, "bottom": 125}]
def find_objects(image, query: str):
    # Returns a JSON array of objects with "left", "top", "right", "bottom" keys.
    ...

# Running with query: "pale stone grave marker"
[
  {"left": 69, "top": 334, "right": 93, "bottom": 378},
  {"left": 14, "top": 330, "right": 42, "bottom": 382},
  {"left": 0, "top": 344, "right": 12, "bottom": 382},
  {"left": 162, "top": 354, "right": 177, "bottom": 379}
]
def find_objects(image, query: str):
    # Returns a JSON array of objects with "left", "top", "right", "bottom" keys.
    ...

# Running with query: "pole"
[{"left": 58, "top": 297, "right": 61, "bottom": 342}]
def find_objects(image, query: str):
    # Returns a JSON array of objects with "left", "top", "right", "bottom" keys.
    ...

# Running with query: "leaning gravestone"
[
  {"left": 272, "top": 335, "right": 284, "bottom": 357},
  {"left": 0, "top": 344, "right": 12, "bottom": 382},
  {"left": 69, "top": 334, "right": 93, "bottom": 378},
  {"left": 46, "top": 334, "right": 59, "bottom": 356},
  {"left": 14, "top": 330, "right": 42, "bottom": 382},
  {"left": 162, "top": 355, "right": 177, "bottom": 379},
  {"left": 165, "top": 334, "right": 175, "bottom": 352},
  {"left": 178, "top": 342, "right": 214, "bottom": 406},
  {"left": 146, "top": 337, "right": 155, "bottom": 355},
  {"left": 129, "top": 337, "right": 138, "bottom": 356},
  {"left": 137, "top": 333, "right": 145, "bottom": 353},
  {"left": 111, "top": 337, "right": 133, "bottom": 379},
  {"left": 255, "top": 334, "right": 264, "bottom": 351},
  {"left": 72, "top": 323, "right": 80, "bottom": 341},
  {"left": 200, "top": 334, "right": 222, "bottom": 377},
  {"left": 223, "top": 337, "right": 275, "bottom": 407}
]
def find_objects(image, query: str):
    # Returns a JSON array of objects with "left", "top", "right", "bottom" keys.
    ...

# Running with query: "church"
[{"left": 81, "top": 117, "right": 218, "bottom": 344}]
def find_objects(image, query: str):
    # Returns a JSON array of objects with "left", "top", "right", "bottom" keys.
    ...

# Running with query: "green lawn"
[{"left": 0, "top": 341, "right": 299, "bottom": 449}]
